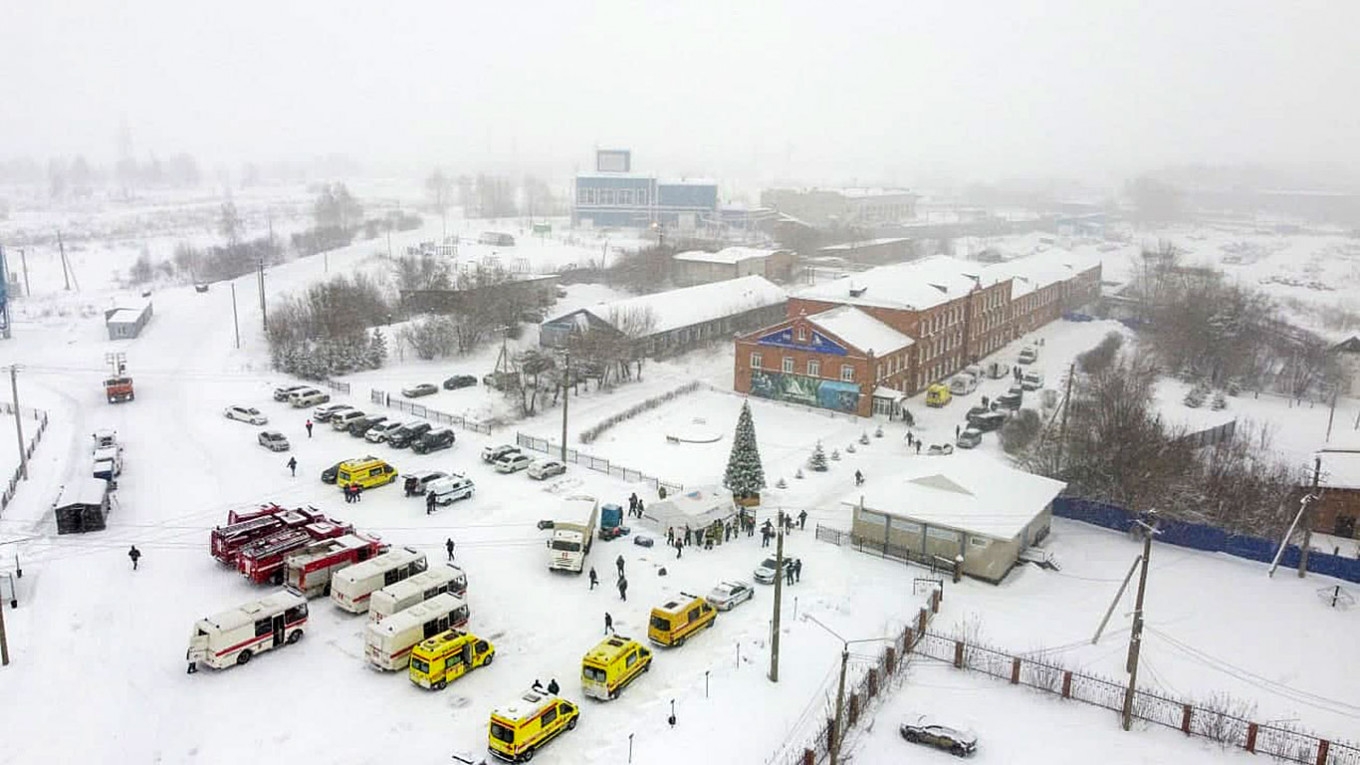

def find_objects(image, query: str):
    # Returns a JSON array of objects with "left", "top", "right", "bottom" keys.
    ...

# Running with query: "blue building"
[{"left": 573, "top": 150, "right": 718, "bottom": 230}]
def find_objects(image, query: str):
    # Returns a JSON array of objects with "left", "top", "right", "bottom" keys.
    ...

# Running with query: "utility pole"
[
  {"left": 18, "top": 248, "right": 30, "bottom": 298},
  {"left": 230, "top": 282, "right": 241, "bottom": 349},
  {"left": 57, "top": 231, "right": 71, "bottom": 291},
  {"left": 560, "top": 350, "right": 570, "bottom": 463},
  {"left": 1121, "top": 514, "right": 1156, "bottom": 731},
  {"left": 1056, "top": 361, "right": 1076, "bottom": 472},
  {"left": 0, "top": 581, "right": 8, "bottom": 665},
  {"left": 768, "top": 521, "right": 784, "bottom": 682},
  {"left": 1325, "top": 388, "right": 1338, "bottom": 442},
  {"left": 1299, "top": 457, "right": 1322, "bottom": 578},
  {"left": 257, "top": 257, "right": 267, "bottom": 330},
  {"left": 9, "top": 366, "right": 27, "bottom": 480},
  {"left": 830, "top": 645, "right": 849, "bottom": 765}
]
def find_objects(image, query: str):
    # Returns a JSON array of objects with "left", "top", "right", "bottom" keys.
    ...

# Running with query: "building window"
[
  {"left": 783, "top": 357, "right": 794, "bottom": 373},
  {"left": 840, "top": 365, "right": 854, "bottom": 382},
  {"left": 876, "top": 363, "right": 883, "bottom": 380},
  {"left": 599, "top": 189, "right": 615, "bottom": 205},
  {"left": 797, "top": 327, "right": 807, "bottom": 342},
  {"left": 750, "top": 352, "right": 762, "bottom": 369},
  {"left": 618, "top": 189, "right": 633, "bottom": 205},
  {"left": 807, "top": 359, "right": 820, "bottom": 377},
  {"left": 969, "top": 536, "right": 990, "bottom": 548},
  {"left": 858, "top": 509, "right": 887, "bottom": 527}
]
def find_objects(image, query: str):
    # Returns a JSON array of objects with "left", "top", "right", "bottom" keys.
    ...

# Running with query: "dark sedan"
[
  {"left": 321, "top": 461, "right": 343, "bottom": 484},
  {"left": 443, "top": 374, "right": 478, "bottom": 390},
  {"left": 900, "top": 718, "right": 977, "bottom": 757},
  {"left": 387, "top": 422, "right": 433, "bottom": 449}
]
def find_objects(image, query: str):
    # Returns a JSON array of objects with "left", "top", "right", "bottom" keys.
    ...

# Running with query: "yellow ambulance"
[
  {"left": 647, "top": 592, "right": 716, "bottom": 647},
  {"left": 925, "top": 383, "right": 952, "bottom": 408},
  {"left": 488, "top": 688, "right": 579, "bottom": 762},
  {"left": 581, "top": 635, "right": 652, "bottom": 701},
  {"left": 336, "top": 457, "right": 398, "bottom": 490},
  {"left": 409, "top": 629, "right": 495, "bottom": 690}
]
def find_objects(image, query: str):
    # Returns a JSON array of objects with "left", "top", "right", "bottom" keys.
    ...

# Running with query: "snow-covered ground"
[{"left": 1, "top": 197, "right": 1358, "bottom": 765}]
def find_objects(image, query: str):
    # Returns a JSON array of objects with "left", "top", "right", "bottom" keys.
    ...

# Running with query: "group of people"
[
  {"left": 783, "top": 558, "right": 804, "bottom": 585},
  {"left": 587, "top": 555, "right": 629, "bottom": 600},
  {"left": 531, "top": 678, "right": 561, "bottom": 695},
  {"left": 757, "top": 510, "right": 809, "bottom": 547},
  {"left": 342, "top": 483, "right": 364, "bottom": 503},
  {"left": 626, "top": 493, "right": 646, "bottom": 519}
]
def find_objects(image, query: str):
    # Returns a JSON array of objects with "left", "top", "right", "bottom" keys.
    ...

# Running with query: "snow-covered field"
[{"left": 1, "top": 196, "right": 1358, "bottom": 765}]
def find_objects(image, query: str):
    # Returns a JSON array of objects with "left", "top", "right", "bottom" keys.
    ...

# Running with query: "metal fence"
[
  {"left": 0, "top": 407, "right": 49, "bottom": 514},
  {"left": 911, "top": 631, "right": 1360, "bottom": 765},
  {"left": 514, "top": 433, "right": 683, "bottom": 496},
  {"left": 321, "top": 379, "right": 351, "bottom": 395},
  {"left": 815, "top": 525, "right": 961, "bottom": 579},
  {"left": 368, "top": 389, "right": 492, "bottom": 435}
]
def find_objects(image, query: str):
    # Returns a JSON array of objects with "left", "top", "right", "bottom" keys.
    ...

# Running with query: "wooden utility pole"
[
  {"left": 257, "top": 257, "right": 267, "bottom": 329},
  {"left": 1325, "top": 388, "right": 1338, "bottom": 442},
  {"left": 560, "top": 350, "right": 570, "bottom": 463},
  {"left": 18, "top": 248, "right": 30, "bottom": 298},
  {"left": 1299, "top": 457, "right": 1322, "bottom": 578},
  {"left": 230, "top": 283, "right": 241, "bottom": 349},
  {"left": 57, "top": 231, "right": 71, "bottom": 291},
  {"left": 830, "top": 646, "right": 849, "bottom": 765},
  {"left": 9, "top": 366, "right": 27, "bottom": 480},
  {"left": 1121, "top": 516, "right": 1156, "bottom": 731},
  {"left": 0, "top": 585, "right": 9, "bottom": 665},
  {"left": 768, "top": 521, "right": 785, "bottom": 683},
  {"left": 1056, "top": 361, "right": 1076, "bottom": 472}
]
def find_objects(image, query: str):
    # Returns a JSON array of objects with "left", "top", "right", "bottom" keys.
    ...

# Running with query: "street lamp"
[{"left": 803, "top": 614, "right": 894, "bottom": 765}]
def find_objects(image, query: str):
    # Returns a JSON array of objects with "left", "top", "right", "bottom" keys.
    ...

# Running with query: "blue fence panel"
[
  {"left": 1156, "top": 519, "right": 1229, "bottom": 553},
  {"left": 1053, "top": 498, "right": 1134, "bottom": 532}
]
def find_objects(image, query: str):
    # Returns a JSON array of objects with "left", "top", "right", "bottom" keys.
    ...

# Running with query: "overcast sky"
[{"left": 2, "top": 0, "right": 1357, "bottom": 186}]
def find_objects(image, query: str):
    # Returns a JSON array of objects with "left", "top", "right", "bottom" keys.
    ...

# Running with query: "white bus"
[
  {"left": 368, "top": 564, "right": 468, "bottom": 624},
  {"left": 364, "top": 593, "right": 470, "bottom": 670},
  {"left": 186, "top": 590, "right": 308, "bottom": 673},
  {"left": 329, "top": 546, "right": 427, "bottom": 613}
]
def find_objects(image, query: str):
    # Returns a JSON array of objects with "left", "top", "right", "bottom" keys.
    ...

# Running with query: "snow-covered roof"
[
  {"left": 561, "top": 276, "right": 787, "bottom": 336},
  {"left": 817, "top": 237, "right": 913, "bottom": 251},
  {"left": 1317, "top": 445, "right": 1360, "bottom": 490},
  {"left": 200, "top": 591, "right": 305, "bottom": 634},
  {"left": 659, "top": 178, "right": 718, "bottom": 186},
  {"left": 642, "top": 486, "right": 737, "bottom": 530},
  {"left": 105, "top": 308, "right": 146, "bottom": 325},
  {"left": 673, "top": 247, "right": 782, "bottom": 265},
  {"left": 840, "top": 187, "right": 917, "bottom": 199},
  {"left": 983, "top": 250, "right": 1102, "bottom": 298},
  {"left": 60, "top": 477, "right": 109, "bottom": 508},
  {"left": 845, "top": 453, "right": 1066, "bottom": 540},
  {"left": 795, "top": 255, "right": 985, "bottom": 311},
  {"left": 807, "top": 305, "right": 914, "bottom": 355}
]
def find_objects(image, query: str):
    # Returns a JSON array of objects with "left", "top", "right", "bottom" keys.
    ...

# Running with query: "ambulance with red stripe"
[
  {"left": 363, "top": 593, "right": 469, "bottom": 670},
  {"left": 185, "top": 590, "right": 308, "bottom": 673},
  {"left": 329, "top": 546, "right": 426, "bottom": 613}
]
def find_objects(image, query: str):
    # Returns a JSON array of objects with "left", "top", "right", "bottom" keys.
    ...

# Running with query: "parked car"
[
  {"left": 1018, "top": 346, "right": 1039, "bottom": 365},
  {"left": 330, "top": 410, "right": 367, "bottom": 430},
  {"left": 365, "top": 420, "right": 407, "bottom": 444},
  {"left": 994, "top": 388, "right": 1023, "bottom": 411},
  {"left": 321, "top": 461, "right": 344, "bottom": 483},
  {"left": 402, "top": 470, "right": 448, "bottom": 496},
  {"left": 948, "top": 375, "right": 979, "bottom": 396},
  {"left": 224, "top": 405, "right": 268, "bottom": 425},
  {"left": 1021, "top": 370, "right": 1045, "bottom": 391},
  {"left": 927, "top": 443, "right": 954, "bottom": 456},
  {"left": 754, "top": 556, "right": 800, "bottom": 585},
  {"left": 411, "top": 428, "right": 456, "bottom": 454},
  {"left": 273, "top": 384, "right": 309, "bottom": 402},
  {"left": 290, "top": 389, "right": 330, "bottom": 408},
  {"left": 968, "top": 411, "right": 1008, "bottom": 433},
  {"left": 706, "top": 580, "right": 754, "bottom": 611},
  {"left": 482, "top": 444, "right": 521, "bottom": 463},
  {"left": 258, "top": 431, "right": 290, "bottom": 452},
  {"left": 402, "top": 383, "right": 439, "bottom": 398},
  {"left": 964, "top": 405, "right": 990, "bottom": 421},
  {"left": 347, "top": 415, "right": 389, "bottom": 437},
  {"left": 387, "top": 422, "right": 433, "bottom": 449},
  {"left": 312, "top": 403, "right": 352, "bottom": 422},
  {"left": 526, "top": 459, "right": 566, "bottom": 480},
  {"left": 427, "top": 474, "right": 475, "bottom": 505},
  {"left": 899, "top": 718, "right": 977, "bottom": 757},
  {"left": 443, "top": 374, "right": 478, "bottom": 390},
  {"left": 956, "top": 428, "right": 982, "bottom": 449},
  {"left": 494, "top": 452, "right": 533, "bottom": 474}
]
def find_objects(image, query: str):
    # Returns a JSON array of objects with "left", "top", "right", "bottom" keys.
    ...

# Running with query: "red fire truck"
[
  {"left": 237, "top": 518, "right": 353, "bottom": 585},
  {"left": 285, "top": 533, "right": 388, "bottom": 598},
  {"left": 210, "top": 504, "right": 314, "bottom": 564}
]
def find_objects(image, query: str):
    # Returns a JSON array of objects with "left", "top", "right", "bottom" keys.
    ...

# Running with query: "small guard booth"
[{"left": 55, "top": 477, "right": 111, "bottom": 534}]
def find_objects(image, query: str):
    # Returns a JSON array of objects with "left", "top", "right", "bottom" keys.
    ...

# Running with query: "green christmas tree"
[
  {"left": 809, "top": 441, "right": 829, "bottom": 471},
  {"left": 723, "top": 401, "right": 766, "bottom": 500}
]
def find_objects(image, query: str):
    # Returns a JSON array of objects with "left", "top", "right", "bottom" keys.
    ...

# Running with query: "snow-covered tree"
[
  {"left": 367, "top": 328, "right": 388, "bottom": 369},
  {"left": 723, "top": 401, "right": 766, "bottom": 500},
  {"left": 809, "top": 442, "right": 828, "bottom": 472}
]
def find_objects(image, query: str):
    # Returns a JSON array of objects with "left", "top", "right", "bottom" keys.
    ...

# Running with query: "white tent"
[{"left": 641, "top": 486, "right": 737, "bottom": 534}]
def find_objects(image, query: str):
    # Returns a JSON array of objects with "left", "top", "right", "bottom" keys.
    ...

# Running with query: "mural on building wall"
[
  {"left": 755, "top": 327, "right": 849, "bottom": 355},
  {"left": 749, "top": 370, "right": 859, "bottom": 413}
]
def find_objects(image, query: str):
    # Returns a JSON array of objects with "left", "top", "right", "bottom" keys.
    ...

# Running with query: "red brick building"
[
  {"left": 1314, "top": 446, "right": 1360, "bottom": 539},
  {"left": 734, "top": 253, "right": 1102, "bottom": 417}
]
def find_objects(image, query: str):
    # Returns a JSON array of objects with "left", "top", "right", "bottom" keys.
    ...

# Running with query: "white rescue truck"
[
  {"left": 186, "top": 590, "right": 307, "bottom": 673},
  {"left": 363, "top": 593, "right": 470, "bottom": 670},
  {"left": 330, "top": 546, "right": 427, "bottom": 613}
]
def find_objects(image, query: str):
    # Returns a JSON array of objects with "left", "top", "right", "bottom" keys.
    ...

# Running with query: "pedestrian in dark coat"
[
  {"left": 794, "top": 559, "right": 802, "bottom": 583},
  {"left": 589, "top": 567, "right": 598, "bottom": 590},
  {"left": 785, "top": 563, "right": 795, "bottom": 586},
  {"left": 915, "top": 441, "right": 922, "bottom": 454},
  {"left": 343, "top": 484, "right": 352, "bottom": 503},
  {"left": 426, "top": 491, "right": 437, "bottom": 515},
  {"left": 287, "top": 457, "right": 297, "bottom": 477},
  {"left": 305, "top": 420, "right": 313, "bottom": 438},
  {"left": 684, "top": 526, "right": 692, "bottom": 546},
  {"left": 128, "top": 545, "right": 141, "bottom": 571},
  {"left": 675, "top": 539, "right": 683, "bottom": 559},
  {"left": 533, "top": 678, "right": 545, "bottom": 691},
  {"left": 617, "top": 576, "right": 628, "bottom": 601},
  {"left": 548, "top": 679, "right": 560, "bottom": 694},
  {"left": 616, "top": 554, "right": 625, "bottom": 578},
  {"left": 629, "top": 495, "right": 638, "bottom": 517},
  {"left": 604, "top": 612, "right": 614, "bottom": 634},
  {"left": 637, "top": 498, "right": 645, "bottom": 518},
  {"left": 446, "top": 538, "right": 455, "bottom": 561},
  {"left": 907, "top": 430, "right": 914, "bottom": 446},
  {"left": 798, "top": 510, "right": 808, "bottom": 530},
  {"left": 353, "top": 483, "right": 363, "bottom": 502}
]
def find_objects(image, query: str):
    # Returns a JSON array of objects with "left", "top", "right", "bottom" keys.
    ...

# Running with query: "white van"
[
  {"left": 330, "top": 547, "right": 428, "bottom": 613},
  {"left": 949, "top": 375, "right": 978, "bottom": 395},
  {"left": 364, "top": 593, "right": 470, "bottom": 670},
  {"left": 368, "top": 564, "right": 468, "bottom": 623},
  {"left": 186, "top": 590, "right": 308, "bottom": 672},
  {"left": 1022, "top": 370, "right": 1045, "bottom": 391},
  {"left": 428, "top": 474, "right": 475, "bottom": 505}
]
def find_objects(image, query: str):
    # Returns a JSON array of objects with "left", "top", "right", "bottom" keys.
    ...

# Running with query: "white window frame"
[
  {"left": 840, "top": 364, "right": 854, "bottom": 382},
  {"left": 782, "top": 357, "right": 795, "bottom": 374},
  {"left": 807, "top": 359, "right": 820, "bottom": 377},
  {"left": 750, "top": 352, "right": 762, "bottom": 369}
]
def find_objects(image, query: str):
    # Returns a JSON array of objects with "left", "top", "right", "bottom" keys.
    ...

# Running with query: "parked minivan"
[
  {"left": 290, "top": 388, "right": 330, "bottom": 407},
  {"left": 388, "top": 423, "right": 433, "bottom": 449},
  {"left": 1021, "top": 370, "right": 1045, "bottom": 391},
  {"left": 336, "top": 458, "right": 398, "bottom": 490},
  {"left": 427, "top": 475, "right": 475, "bottom": 505},
  {"left": 647, "top": 593, "right": 716, "bottom": 647}
]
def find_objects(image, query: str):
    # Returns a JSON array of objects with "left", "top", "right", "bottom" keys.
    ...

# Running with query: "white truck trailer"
[{"left": 547, "top": 495, "right": 598, "bottom": 574}]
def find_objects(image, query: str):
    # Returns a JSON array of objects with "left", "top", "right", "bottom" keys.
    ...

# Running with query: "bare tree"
[
  {"left": 219, "top": 201, "right": 243, "bottom": 248},
  {"left": 425, "top": 168, "right": 453, "bottom": 237}
]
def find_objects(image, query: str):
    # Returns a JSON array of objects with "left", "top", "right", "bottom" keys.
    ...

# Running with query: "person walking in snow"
[
  {"left": 675, "top": 539, "right": 683, "bottom": 559},
  {"left": 636, "top": 498, "right": 645, "bottom": 518},
  {"left": 955, "top": 424, "right": 961, "bottom": 439},
  {"left": 628, "top": 494, "right": 638, "bottom": 517},
  {"left": 798, "top": 509, "right": 808, "bottom": 530},
  {"left": 547, "top": 678, "right": 560, "bottom": 695},
  {"left": 915, "top": 441, "right": 922, "bottom": 455},
  {"left": 616, "top": 554, "right": 625, "bottom": 579},
  {"left": 786, "top": 562, "right": 795, "bottom": 587},
  {"left": 684, "top": 525, "right": 692, "bottom": 546},
  {"left": 604, "top": 612, "right": 614, "bottom": 634},
  {"left": 794, "top": 559, "right": 803, "bottom": 583},
  {"left": 617, "top": 576, "right": 628, "bottom": 601},
  {"left": 426, "top": 490, "right": 437, "bottom": 515},
  {"left": 855, "top": 469, "right": 864, "bottom": 486},
  {"left": 446, "top": 538, "right": 455, "bottom": 561},
  {"left": 287, "top": 456, "right": 297, "bottom": 477},
  {"left": 906, "top": 430, "right": 914, "bottom": 447},
  {"left": 666, "top": 527, "right": 675, "bottom": 546},
  {"left": 128, "top": 545, "right": 141, "bottom": 571},
  {"left": 305, "top": 419, "right": 313, "bottom": 438},
  {"left": 589, "top": 567, "right": 598, "bottom": 590}
]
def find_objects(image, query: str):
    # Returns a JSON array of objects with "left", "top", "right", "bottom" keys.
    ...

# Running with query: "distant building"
[
  {"left": 1331, "top": 336, "right": 1360, "bottom": 397},
  {"left": 672, "top": 247, "right": 794, "bottom": 287},
  {"left": 814, "top": 237, "right": 916, "bottom": 266},
  {"left": 846, "top": 453, "right": 1066, "bottom": 583},
  {"left": 540, "top": 275, "right": 786, "bottom": 359},
  {"left": 573, "top": 149, "right": 719, "bottom": 230},
  {"left": 761, "top": 187, "right": 919, "bottom": 228},
  {"left": 1312, "top": 441, "right": 1360, "bottom": 539},
  {"left": 399, "top": 274, "right": 559, "bottom": 315},
  {"left": 104, "top": 301, "right": 153, "bottom": 340}
]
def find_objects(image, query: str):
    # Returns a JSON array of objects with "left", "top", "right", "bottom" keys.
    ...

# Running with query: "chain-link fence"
[{"left": 514, "top": 432, "right": 683, "bottom": 496}]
